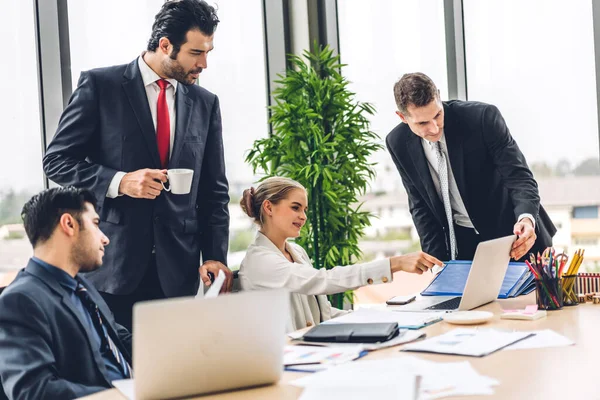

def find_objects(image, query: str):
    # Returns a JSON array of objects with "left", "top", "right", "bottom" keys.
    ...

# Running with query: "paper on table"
[
  {"left": 112, "top": 379, "right": 134, "bottom": 400},
  {"left": 292, "top": 356, "right": 498, "bottom": 400},
  {"left": 293, "top": 359, "right": 417, "bottom": 400},
  {"left": 504, "top": 329, "right": 574, "bottom": 350},
  {"left": 196, "top": 270, "right": 225, "bottom": 299},
  {"left": 292, "top": 329, "right": 426, "bottom": 351},
  {"left": 298, "top": 381, "right": 416, "bottom": 400},
  {"left": 322, "top": 308, "right": 444, "bottom": 329},
  {"left": 284, "top": 344, "right": 364, "bottom": 366},
  {"left": 402, "top": 328, "right": 534, "bottom": 357},
  {"left": 288, "top": 330, "right": 306, "bottom": 340}
]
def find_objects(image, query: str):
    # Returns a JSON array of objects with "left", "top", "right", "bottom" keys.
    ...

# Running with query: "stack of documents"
[
  {"left": 292, "top": 356, "right": 499, "bottom": 400},
  {"left": 284, "top": 345, "right": 366, "bottom": 372},
  {"left": 322, "top": 308, "right": 444, "bottom": 329},
  {"left": 288, "top": 309, "right": 443, "bottom": 350},
  {"left": 402, "top": 328, "right": 534, "bottom": 357},
  {"left": 421, "top": 261, "right": 534, "bottom": 298}
]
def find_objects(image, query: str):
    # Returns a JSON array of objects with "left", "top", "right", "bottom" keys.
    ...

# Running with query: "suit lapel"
[
  {"left": 122, "top": 59, "right": 161, "bottom": 168},
  {"left": 24, "top": 261, "right": 110, "bottom": 379},
  {"left": 169, "top": 84, "right": 193, "bottom": 166},
  {"left": 406, "top": 134, "right": 446, "bottom": 224},
  {"left": 443, "top": 104, "right": 471, "bottom": 212}
]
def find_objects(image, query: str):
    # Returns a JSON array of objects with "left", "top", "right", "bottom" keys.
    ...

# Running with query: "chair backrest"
[{"left": 231, "top": 270, "right": 241, "bottom": 293}]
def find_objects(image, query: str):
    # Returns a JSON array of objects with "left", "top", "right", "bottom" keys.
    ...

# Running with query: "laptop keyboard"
[{"left": 425, "top": 297, "right": 462, "bottom": 310}]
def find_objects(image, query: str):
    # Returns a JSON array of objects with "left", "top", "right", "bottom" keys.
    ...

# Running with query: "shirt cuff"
[
  {"left": 361, "top": 259, "right": 393, "bottom": 286},
  {"left": 106, "top": 171, "right": 127, "bottom": 198},
  {"left": 518, "top": 213, "right": 535, "bottom": 229}
]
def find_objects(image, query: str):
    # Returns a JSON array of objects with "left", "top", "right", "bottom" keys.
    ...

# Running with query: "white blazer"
[{"left": 239, "top": 232, "right": 392, "bottom": 331}]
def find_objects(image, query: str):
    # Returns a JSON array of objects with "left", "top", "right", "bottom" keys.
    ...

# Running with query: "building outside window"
[
  {"left": 337, "top": 0, "right": 448, "bottom": 261},
  {"left": 463, "top": 0, "right": 600, "bottom": 269}
]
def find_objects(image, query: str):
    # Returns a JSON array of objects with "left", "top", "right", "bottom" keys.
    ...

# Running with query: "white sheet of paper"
[
  {"left": 287, "top": 330, "right": 306, "bottom": 340},
  {"left": 293, "top": 359, "right": 417, "bottom": 400},
  {"left": 298, "top": 382, "right": 415, "bottom": 400},
  {"left": 284, "top": 344, "right": 365, "bottom": 372},
  {"left": 292, "top": 356, "right": 498, "bottom": 400},
  {"left": 321, "top": 308, "right": 443, "bottom": 329},
  {"left": 285, "top": 344, "right": 364, "bottom": 365},
  {"left": 197, "top": 270, "right": 225, "bottom": 299},
  {"left": 504, "top": 329, "right": 574, "bottom": 350},
  {"left": 402, "top": 328, "right": 534, "bottom": 357},
  {"left": 112, "top": 379, "right": 135, "bottom": 400}
]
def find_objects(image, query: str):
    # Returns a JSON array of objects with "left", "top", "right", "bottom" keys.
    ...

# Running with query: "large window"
[
  {"left": 0, "top": 1, "right": 42, "bottom": 277},
  {"left": 67, "top": 0, "right": 165, "bottom": 88},
  {"left": 338, "top": 0, "right": 448, "bottom": 260},
  {"left": 199, "top": 0, "right": 269, "bottom": 266},
  {"left": 69, "top": 0, "right": 269, "bottom": 267},
  {"left": 464, "top": 0, "right": 600, "bottom": 269}
]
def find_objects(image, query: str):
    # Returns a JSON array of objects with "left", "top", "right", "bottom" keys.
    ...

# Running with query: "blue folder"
[{"left": 421, "top": 260, "right": 534, "bottom": 298}]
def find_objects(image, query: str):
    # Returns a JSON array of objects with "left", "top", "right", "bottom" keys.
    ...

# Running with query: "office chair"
[{"left": 232, "top": 270, "right": 241, "bottom": 292}]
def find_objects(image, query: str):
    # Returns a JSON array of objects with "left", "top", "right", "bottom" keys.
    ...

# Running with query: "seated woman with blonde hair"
[{"left": 238, "top": 177, "right": 443, "bottom": 331}]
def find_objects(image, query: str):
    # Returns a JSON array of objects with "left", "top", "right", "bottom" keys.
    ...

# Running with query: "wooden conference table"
[{"left": 82, "top": 293, "right": 600, "bottom": 400}]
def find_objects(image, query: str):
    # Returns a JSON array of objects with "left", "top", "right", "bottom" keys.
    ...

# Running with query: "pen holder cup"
[
  {"left": 535, "top": 278, "right": 563, "bottom": 310},
  {"left": 561, "top": 275, "right": 579, "bottom": 307}
]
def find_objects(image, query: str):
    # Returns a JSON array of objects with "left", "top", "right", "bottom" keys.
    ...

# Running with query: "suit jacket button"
[
  {"left": 382, "top": 277, "right": 389, "bottom": 283},
  {"left": 154, "top": 216, "right": 159, "bottom": 222},
  {"left": 306, "top": 321, "right": 313, "bottom": 327},
  {"left": 367, "top": 278, "right": 373, "bottom": 285}
]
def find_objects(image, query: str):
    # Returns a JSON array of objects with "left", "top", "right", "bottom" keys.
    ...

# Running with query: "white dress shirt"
[
  {"left": 422, "top": 134, "right": 534, "bottom": 229},
  {"left": 239, "top": 232, "right": 392, "bottom": 332},
  {"left": 106, "top": 56, "right": 179, "bottom": 198}
]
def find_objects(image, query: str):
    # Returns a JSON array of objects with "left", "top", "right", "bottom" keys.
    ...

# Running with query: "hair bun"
[{"left": 241, "top": 187, "right": 256, "bottom": 218}]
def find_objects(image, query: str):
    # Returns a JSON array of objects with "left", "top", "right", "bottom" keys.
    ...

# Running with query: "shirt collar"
[
  {"left": 424, "top": 133, "right": 446, "bottom": 149},
  {"left": 137, "top": 55, "right": 178, "bottom": 93},
  {"left": 31, "top": 257, "right": 78, "bottom": 292}
]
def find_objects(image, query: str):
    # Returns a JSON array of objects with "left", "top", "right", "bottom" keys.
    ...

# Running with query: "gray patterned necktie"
[{"left": 434, "top": 141, "right": 457, "bottom": 260}]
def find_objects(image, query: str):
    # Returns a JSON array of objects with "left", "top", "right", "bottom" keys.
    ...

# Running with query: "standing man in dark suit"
[
  {"left": 0, "top": 187, "right": 131, "bottom": 400},
  {"left": 386, "top": 73, "right": 556, "bottom": 262},
  {"left": 43, "top": 0, "right": 232, "bottom": 331}
]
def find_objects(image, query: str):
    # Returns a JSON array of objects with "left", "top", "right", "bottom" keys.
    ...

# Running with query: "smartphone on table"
[{"left": 386, "top": 295, "right": 416, "bottom": 306}]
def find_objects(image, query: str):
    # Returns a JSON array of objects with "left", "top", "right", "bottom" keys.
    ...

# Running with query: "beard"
[
  {"left": 71, "top": 239, "right": 102, "bottom": 273},
  {"left": 161, "top": 57, "right": 201, "bottom": 86}
]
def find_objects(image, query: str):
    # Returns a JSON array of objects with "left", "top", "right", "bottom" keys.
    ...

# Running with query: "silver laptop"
[
  {"left": 132, "top": 290, "right": 289, "bottom": 400},
  {"left": 395, "top": 235, "right": 517, "bottom": 312}
]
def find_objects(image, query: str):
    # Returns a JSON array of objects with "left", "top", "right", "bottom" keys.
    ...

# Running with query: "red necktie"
[{"left": 156, "top": 79, "right": 170, "bottom": 168}]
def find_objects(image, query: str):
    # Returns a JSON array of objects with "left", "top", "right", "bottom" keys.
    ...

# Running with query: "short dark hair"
[
  {"left": 393, "top": 72, "right": 439, "bottom": 115},
  {"left": 21, "top": 187, "right": 97, "bottom": 248},
  {"left": 147, "top": 0, "right": 219, "bottom": 57}
]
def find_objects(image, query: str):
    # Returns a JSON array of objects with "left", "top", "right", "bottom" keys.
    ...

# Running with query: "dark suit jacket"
[
  {"left": 43, "top": 58, "right": 230, "bottom": 296},
  {"left": 386, "top": 100, "right": 556, "bottom": 260},
  {"left": 0, "top": 260, "right": 132, "bottom": 400}
]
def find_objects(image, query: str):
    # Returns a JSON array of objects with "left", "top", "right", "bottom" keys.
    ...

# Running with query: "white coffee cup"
[{"left": 161, "top": 169, "right": 194, "bottom": 195}]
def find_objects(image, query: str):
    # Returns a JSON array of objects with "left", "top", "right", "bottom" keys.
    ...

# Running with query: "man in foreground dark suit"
[
  {"left": 0, "top": 187, "right": 132, "bottom": 400},
  {"left": 43, "top": 0, "right": 232, "bottom": 331},
  {"left": 386, "top": 73, "right": 556, "bottom": 262}
]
